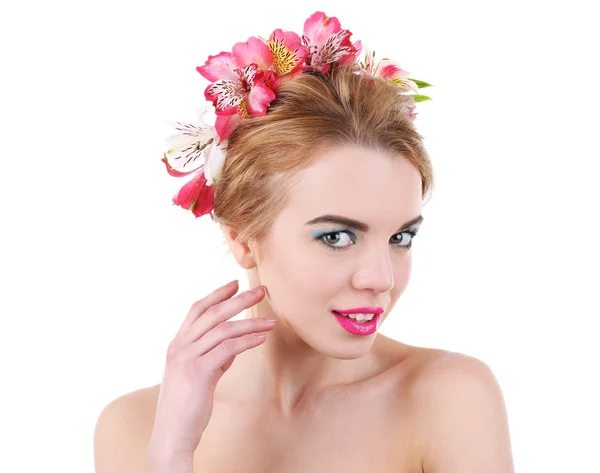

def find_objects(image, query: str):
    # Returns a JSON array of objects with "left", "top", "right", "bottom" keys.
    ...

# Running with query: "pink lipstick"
[
  {"left": 332, "top": 310, "right": 381, "bottom": 336},
  {"left": 334, "top": 307, "right": 384, "bottom": 315}
]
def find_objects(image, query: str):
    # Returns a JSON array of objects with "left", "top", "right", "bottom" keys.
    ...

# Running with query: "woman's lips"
[
  {"left": 334, "top": 307, "right": 384, "bottom": 315},
  {"left": 332, "top": 311, "right": 380, "bottom": 336}
]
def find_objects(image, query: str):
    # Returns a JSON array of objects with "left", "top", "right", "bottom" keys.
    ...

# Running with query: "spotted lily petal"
[
  {"left": 163, "top": 118, "right": 218, "bottom": 174},
  {"left": 257, "top": 70, "right": 280, "bottom": 90},
  {"left": 267, "top": 29, "right": 308, "bottom": 76},
  {"left": 302, "top": 11, "right": 358, "bottom": 68},
  {"left": 204, "top": 63, "right": 261, "bottom": 115},
  {"left": 308, "top": 29, "right": 356, "bottom": 66},
  {"left": 205, "top": 79, "right": 246, "bottom": 114}
]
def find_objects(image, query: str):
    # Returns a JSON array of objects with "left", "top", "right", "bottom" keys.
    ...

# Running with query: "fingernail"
[
  {"left": 251, "top": 286, "right": 264, "bottom": 293},
  {"left": 227, "top": 280, "right": 239, "bottom": 287}
]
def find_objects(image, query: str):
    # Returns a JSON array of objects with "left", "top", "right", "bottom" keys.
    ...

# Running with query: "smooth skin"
[
  {"left": 148, "top": 280, "right": 272, "bottom": 463},
  {"left": 94, "top": 144, "right": 515, "bottom": 473},
  {"left": 95, "top": 280, "right": 273, "bottom": 473}
]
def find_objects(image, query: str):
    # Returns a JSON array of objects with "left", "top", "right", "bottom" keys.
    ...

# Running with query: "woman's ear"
[{"left": 223, "top": 225, "right": 259, "bottom": 269}]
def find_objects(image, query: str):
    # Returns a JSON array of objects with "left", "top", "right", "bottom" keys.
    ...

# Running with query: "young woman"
[{"left": 94, "top": 11, "right": 514, "bottom": 473}]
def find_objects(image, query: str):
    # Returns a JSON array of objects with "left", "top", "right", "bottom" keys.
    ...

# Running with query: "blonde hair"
[{"left": 212, "top": 63, "right": 434, "bottom": 247}]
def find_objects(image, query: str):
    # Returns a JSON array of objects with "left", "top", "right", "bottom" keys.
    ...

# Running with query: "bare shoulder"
[
  {"left": 375, "top": 335, "right": 447, "bottom": 384},
  {"left": 411, "top": 351, "right": 515, "bottom": 473},
  {"left": 93, "top": 384, "right": 161, "bottom": 473}
]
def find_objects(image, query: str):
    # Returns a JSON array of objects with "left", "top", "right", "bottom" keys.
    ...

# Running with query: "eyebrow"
[{"left": 305, "top": 214, "right": 424, "bottom": 233}]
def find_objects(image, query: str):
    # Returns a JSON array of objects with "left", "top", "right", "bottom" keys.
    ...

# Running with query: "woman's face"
[{"left": 251, "top": 143, "right": 423, "bottom": 357}]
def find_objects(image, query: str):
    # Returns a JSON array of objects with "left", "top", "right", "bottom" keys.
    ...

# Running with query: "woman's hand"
[{"left": 148, "top": 280, "right": 275, "bottom": 463}]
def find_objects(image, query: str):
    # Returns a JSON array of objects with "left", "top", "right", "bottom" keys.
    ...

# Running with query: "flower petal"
[
  {"left": 203, "top": 142, "right": 227, "bottom": 185},
  {"left": 232, "top": 37, "right": 273, "bottom": 70},
  {"left": 267, "top": 29, "right": 308, "bottom": 75},
  {"left": 172, "top": 167, "right": 215, "bottom": 218},
  {"left": 256, "top": 70, "right": 280, "bottom": 90},
  {"left": 376, "top": 60, "right": 410, "bottom": 80},
  {"left": 245, "top": 80, "right": 276, "bottom": 116},
  {"left": 196, "top": 52, "right": 240, "bottom": 82},
  {"left": 205, "top": 80, "right": 246, "bottom": 113},
  {"left": 373, "top": 60, "right": 418, "bottom": 92},
  {"left": 307, "top": 29, "right": 357, "bottom": 66},
  {"left": 215, "top": 113, "right": 243, "bottom": 142},
  {"left": 192, "top": 185, "right": 215, "bottom": 217},
  {"left": 238, "top": 64, "right": 258, "bottom": 87},
  {"left": 352, "top": 39, "right": 363, "bottom": 58},
  {"left": 303, "top": 11, "right": 342, "bottom": 45},
  {"left": 163, "top": 120, "right": 218, "bottom": 173},
  {"left": 196, "top": 105, "right": 217, "bottom": 127},
  {"left": 301, "top": 63, "right": 330, "bottom": 74},
  {"left": 162, "top": 154, "right": 198, "bottom": 177},
  {"left": 391, "top": 77, "right": 419, "bottom": 93},
  {"left": 405, "top": 79, "right": 420, "bottom": 92}
]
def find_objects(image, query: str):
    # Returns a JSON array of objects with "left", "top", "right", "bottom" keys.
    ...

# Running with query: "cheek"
[
  {"left": 378, "top": 257, "right": 412, "bottom": 319},
  {"left": 259, "top": 240, "right": 336, "bottom": 314},
  {"left": 392, "top": 256, "right": 412, "bottom": 298}
]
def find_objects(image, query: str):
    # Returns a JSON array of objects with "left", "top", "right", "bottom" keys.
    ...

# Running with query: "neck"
[{"left": 218, "top": 270, "right": 383, "bottom": 418}]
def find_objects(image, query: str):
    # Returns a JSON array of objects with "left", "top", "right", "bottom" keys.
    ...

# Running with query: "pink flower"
[
  {"left": 265, "top": 29, "right": 308, "bottom": 80},
  {"left": 169, "top": 164, "right": 215, "bottom": 218},
  {"left": 302, "top": 11, "right": 360, "bottom": 73},
  {"left": 359, "top": 50, "right": 419, "bottom": 92},
  {"left": 373, "top": 59, "right": 419, "bottom": 93},
  {"left": 196, "top": 33, "right": 307, "bottom": 142},
  {"left": 197, "top": 50, "right": 275, "bottom": 141},
  {"left": 161, "top": 152, "right": 217, "bottom": 218},
  {"left": 161, "top": 106, "right": 224, "bottom": 217}
]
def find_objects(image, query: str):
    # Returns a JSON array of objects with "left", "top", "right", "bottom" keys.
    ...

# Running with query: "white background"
[{"left": 1, "top": 0, "right": 598, "bottom": 471}]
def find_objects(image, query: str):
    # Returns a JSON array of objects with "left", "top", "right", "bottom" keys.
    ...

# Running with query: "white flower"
[
  {"left": 203, "top": 139, "right": 227, "bottom": 186},
  {"left": 163, "top": 105, "right": 220, "bottom": 175}
]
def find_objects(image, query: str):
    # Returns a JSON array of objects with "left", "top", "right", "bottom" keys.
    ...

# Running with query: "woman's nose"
[{"left": 351, "top": 247, "right": 394, "bottom": 293}]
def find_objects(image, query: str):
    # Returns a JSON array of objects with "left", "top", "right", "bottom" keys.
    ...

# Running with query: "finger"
[
  {"left": 185, "top": 317, "right": 276, "bottom": 355},
  {"left": 182, "top": 287, "right": 265, "bottom": 344},
  {"left": 221, "top": 355, "right": 236, "bottom": 373},
  {"left": 178, "top": 280, "right": 239, "bottom": 334},
  {"left": 201, "top": 331, "right": 272, "bottom": 375}
]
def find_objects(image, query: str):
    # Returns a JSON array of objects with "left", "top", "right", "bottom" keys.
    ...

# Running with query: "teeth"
[{"left": 338, "top": 313, "right": 375, "bottom": 322}]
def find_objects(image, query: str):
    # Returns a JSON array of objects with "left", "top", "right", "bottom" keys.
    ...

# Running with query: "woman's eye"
[
  {"left": 390, "top": 231, "right": 414, "bottom": 247},
  {"left": 319, "top": 231, "right": 355, "bottom": 249},
  {"left": 316, "top": 230, "right": 417, "bottom": 251}
]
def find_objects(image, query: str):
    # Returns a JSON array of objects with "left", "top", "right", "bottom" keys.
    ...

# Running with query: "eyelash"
[{"left": 314, "top": 229, "right": 419, "bottom": 252}]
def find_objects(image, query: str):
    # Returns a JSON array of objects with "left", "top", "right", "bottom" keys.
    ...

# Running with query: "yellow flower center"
[
  {"left": 268, "top": 38, "right": 298, "bottom": 75},
  {"left": 238, "top": 100, "right": 250, "bottom": 119}
]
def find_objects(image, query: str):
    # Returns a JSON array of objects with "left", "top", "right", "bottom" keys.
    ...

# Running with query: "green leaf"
[
  {"left": 412, "top": 94, "right": 432, "bottom": 102},
  {"left": 409, "top": 79, "right": 433, "bottom": 89}
]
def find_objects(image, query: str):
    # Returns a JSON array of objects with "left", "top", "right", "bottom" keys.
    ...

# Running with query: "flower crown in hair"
[{"left": 162, "top": 11, "right": 432, "bottom": 219}]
